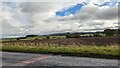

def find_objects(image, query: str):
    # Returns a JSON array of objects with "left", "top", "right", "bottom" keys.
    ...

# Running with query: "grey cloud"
[
  {"left": 55, "top": 6, "right": 118, "bottom": 22},
  {"left": 20, "top": 2, "right": 55, "bottom": 14},
  {"left": 2, "top": 22, "right": 20, "bottom": 36},
  {"left": 94, "top": 7, "right": 118, "bottom": 20},
  {"left": 56, "top": 14, "right": 91, "bottom": 22}
]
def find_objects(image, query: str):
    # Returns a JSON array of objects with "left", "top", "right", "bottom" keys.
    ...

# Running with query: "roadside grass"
[{"left": 1, "top": 43, "right": 119, "bottom": 59}]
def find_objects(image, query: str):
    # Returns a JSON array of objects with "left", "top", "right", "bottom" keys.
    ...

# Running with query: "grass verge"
[{"left": 1, "top": 43, "right": 119, "bottom": 59}]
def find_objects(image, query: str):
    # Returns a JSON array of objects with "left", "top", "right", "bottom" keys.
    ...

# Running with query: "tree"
[
  {"left": 26, "top": 35, "right": 38, "bottom": 37},
  {"left": 66, "top": 33, "right": 80, "bottom": 38},
  {"left": 16, "top": 38, "right": 20, "bottom": 40},
  {"left": 104, "top": 29, "right": 114, "bottom": 36}
]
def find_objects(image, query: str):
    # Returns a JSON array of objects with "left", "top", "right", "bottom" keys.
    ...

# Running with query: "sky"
[{"left": 1, "top": 0, "right": 120, "bottom": 38}]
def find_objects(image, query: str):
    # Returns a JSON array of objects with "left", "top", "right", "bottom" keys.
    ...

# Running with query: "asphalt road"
[{"left": 1, "top": 51, "right": 119, "bottom": 66}]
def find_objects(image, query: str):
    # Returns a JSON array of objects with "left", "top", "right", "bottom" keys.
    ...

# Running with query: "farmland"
[
  {"left": 1, "top": 36, "right": 119, "bottom": 59},
  {"left": 2, "top": 36, "right": 119, "bottom": 46}
]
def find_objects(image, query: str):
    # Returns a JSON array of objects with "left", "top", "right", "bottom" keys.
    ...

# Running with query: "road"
[{"left": 1, "top": 51, "right": 118, "bottom": 66}]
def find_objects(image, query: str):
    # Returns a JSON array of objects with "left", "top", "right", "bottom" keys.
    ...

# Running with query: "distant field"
[
  {"left": 1, "top": 36, "right": 119, "bottom": 59},
  {"left": 21, "top": 36, "right": 65, "bottom": 40},
  {"left": 2, "top": 36, "right": 119, "bottom": 46},
  {"left": 1, "top": 36, "right": 66, "bottom": 41}
]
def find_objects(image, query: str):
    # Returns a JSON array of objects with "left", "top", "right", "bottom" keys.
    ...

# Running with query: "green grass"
[
  {"left": 49, "top": 36, "right": 65, "bottom": 39},
  {"left": 24, "top": 36, "right": 65, "bottom": 40},
  {"left": 1, "top": 36, "right": 66, "bottom": 41},
  {"left": 1, "top": 43, "right": 119, "bottom": 59}
]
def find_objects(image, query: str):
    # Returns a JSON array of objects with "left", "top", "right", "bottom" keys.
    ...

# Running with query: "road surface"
[{"left": 1, "top": 51, "right": 119, "bottom": 66}]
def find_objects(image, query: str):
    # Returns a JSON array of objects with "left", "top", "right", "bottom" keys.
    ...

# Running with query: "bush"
[
  {"left": 93, "top": 34, "right": 101, "bottom": 37},
  {"left": 104, "top": 29, "right": 115, "bottom": 36},
  {"left": 16, "top": 38, "right": 20, "bottom": 40},
  {"left": 35, "top": 38, "right": 38, "bottom": 40},
  {"left": 66, "top": 33, "right": 80, "bottom": 38},
  {"left": 46, "top": 36, "right": 50, "bottom": 39}
]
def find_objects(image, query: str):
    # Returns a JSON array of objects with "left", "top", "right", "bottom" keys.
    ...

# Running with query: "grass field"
[
  {"left": 1, "top": 42, "right": 119, "bottom": 59},
  {"left": 1, "top": 36, "right": 65, "bottom": 41}
]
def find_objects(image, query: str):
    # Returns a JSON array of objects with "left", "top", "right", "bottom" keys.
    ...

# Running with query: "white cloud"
[{"left": 1, "top": 1, "right": 119, "bottom": 38}]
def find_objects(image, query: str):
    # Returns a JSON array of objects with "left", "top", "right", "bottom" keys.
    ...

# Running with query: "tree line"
[
  {"left": 14, "top": 29, "right": 120, "bottom": 40},
  {"left": 65, "top": 29, "right": 120, "bottom": 38}
]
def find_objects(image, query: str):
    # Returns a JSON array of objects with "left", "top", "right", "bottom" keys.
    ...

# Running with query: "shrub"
[
  {"left": 66, "top": 33, "right": 80, "bottom": 38},
  {"left": 93, "top": 34, "right": 102, "bottom": 37},
  {"left": 46, "top": 36, "right": 50, "bottom": 39},
  {"left": 16, "top": 38, "right": 20, "bottom": 40}
]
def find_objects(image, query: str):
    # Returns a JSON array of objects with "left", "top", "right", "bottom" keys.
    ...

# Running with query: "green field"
[{"left": 1, "top": 36, "right": 66, "bottom": 41}]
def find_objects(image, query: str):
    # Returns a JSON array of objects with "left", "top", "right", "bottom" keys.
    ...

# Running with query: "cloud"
[
  {"left": 1, "top": 1, "right": 119, "bottom": 38},
  {"left": 19, "top": 2, "right": 85, "bottom": 34},
  {"left": 52, "top": 4, "right": 118, "bottom": 27},
  {"left": 20, "top": 2, "right": 56, "bottom": 14},
  {"left": 94, "top": 0, "right": 119, "bottom": 7}
]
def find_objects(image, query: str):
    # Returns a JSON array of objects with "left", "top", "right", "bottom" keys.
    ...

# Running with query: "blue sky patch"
[
  {"left": 94, "top": 0, "right": 119, "bottom": 7},
  {"left": 56, "top": 2, "right": 87, "bottom": 17}
]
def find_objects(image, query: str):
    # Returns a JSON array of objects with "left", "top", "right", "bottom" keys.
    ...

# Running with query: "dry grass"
[{"left": 1, "top": 42, "right": 119, "bottom": 59}]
